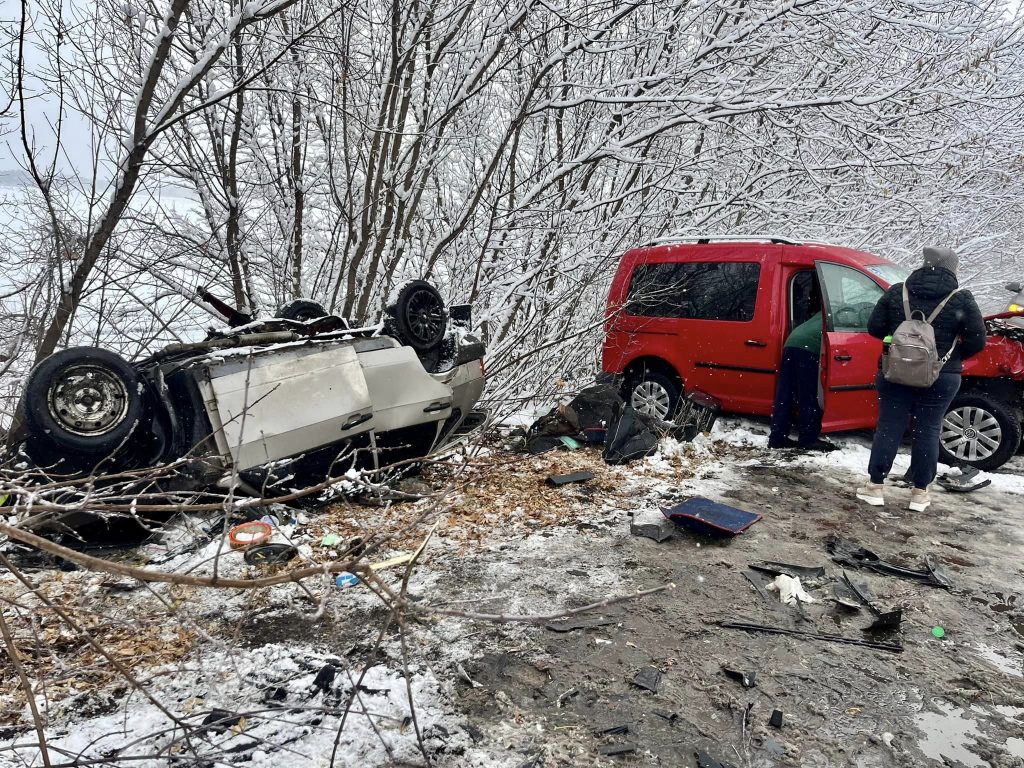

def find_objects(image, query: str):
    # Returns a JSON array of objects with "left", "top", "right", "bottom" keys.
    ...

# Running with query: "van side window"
[
  {"left": 817, "top": 263, "right": 884, "bottom": 332},
  {"left": 626, "top": 262, "right": 760, "bottom": 321}
]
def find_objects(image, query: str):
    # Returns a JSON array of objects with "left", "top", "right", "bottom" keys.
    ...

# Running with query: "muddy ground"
[{"left": 2, "top": 420, "right": 1023, "bottom": 767}]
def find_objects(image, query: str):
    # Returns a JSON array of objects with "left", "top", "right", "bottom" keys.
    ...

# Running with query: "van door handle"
[
  {"left": 341, "top": 413, "right": 372, "bottom": 430},
  {"left": 423, "top": 401, "right": 452, "bottom": 413},
  {"left": 834, "top": 354, "right": 853, "bottom": 362},
  {"left": 745, "top": 339, "right": 767, "bottom": 347}
]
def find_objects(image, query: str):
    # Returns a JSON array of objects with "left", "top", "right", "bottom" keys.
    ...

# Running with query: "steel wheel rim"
[
  {"left": 48, "top": 364, "right": 130, "bottom": 437},
  {"left": 941, "top": 406, "right": 1002, "bottom": 462},
  {"left": 631, "top": 380, "right": 671, "bottom": 419},
  {"left": 406, "top": 288, "right": 444, "bottom": 343}
]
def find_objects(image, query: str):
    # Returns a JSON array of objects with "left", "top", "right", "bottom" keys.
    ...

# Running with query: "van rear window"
[{"left": 625, "top": 262, "right": 760, "bottom": 321}]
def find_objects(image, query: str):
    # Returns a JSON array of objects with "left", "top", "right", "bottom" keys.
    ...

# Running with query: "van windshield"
[{"left": 865, "top": 263, "right": 911, "bottom": 285}]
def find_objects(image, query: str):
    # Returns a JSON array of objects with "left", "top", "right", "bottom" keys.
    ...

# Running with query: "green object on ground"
[
  {"left": 931, "top": 626, "right": 945, "bottom": 638},
  {"left": 560, "top": 435, "right": 582, "bottom": 450},
  {"left": 321, "top": 533, "right": 341, "bottom": 547}
]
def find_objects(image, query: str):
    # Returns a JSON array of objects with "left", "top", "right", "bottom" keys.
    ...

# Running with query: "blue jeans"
[
  {"left": 868, "top": 370, "right": 961, "bottom": 489},
  {"left": 769, "top": 347, "right": 822, "bottom": 446}
]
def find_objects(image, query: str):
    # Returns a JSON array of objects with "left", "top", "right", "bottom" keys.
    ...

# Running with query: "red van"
[{"left": 602, "top": 237, "right": 1024, "bottom": 469}]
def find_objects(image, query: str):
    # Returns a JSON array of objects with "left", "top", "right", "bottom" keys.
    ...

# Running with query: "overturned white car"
[{"left": 12, "top": 281, "right": 485, "bottom": 494}]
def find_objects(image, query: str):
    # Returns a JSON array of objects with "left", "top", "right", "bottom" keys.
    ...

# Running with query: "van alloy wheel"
[
  {"left": 48, "top": 364, "right": 130, "bottom": 437},
  {"left": 631, "top": 381, "right": 672, "bottom": 420},
  {"left": 941, "top": 406, "right": 1002, "bottom": 463}
]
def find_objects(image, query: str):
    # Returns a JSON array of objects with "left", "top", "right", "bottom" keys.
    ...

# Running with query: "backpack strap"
[
  {"left": 927, "top": 288, "right": 961, "bottom": 323},
  {"left": 902, "top": 284, "right": 912, "bottom": 320}
]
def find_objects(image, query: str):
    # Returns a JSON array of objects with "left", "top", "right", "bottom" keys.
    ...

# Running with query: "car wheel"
[
  {"left": 276, "top": 299, "right": 328, "bottom": 322},
  {"left": 23, "top": 347, "right": 145, "bottom": 461},
  {"left": 626, "top": 370, "right": 680, "bottom": 421},
  {"left": 388, "top": 280, "right": 447, "bottom": 351},
  {"left": 940, "top": 393, "right": 1022, "bottom": 470}
]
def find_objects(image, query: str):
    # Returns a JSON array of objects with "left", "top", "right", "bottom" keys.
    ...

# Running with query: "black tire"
[
  {"left": 23, "top": 347, "right": 145, "bottom": 460},
  {"left": 939, "top": 392, "right": 1022, "bottom": 471},
  {"left": 276, "top": 299, "right": 328, "bottom": 322},
  {"left": 387, "top": 280, "right": 447, "bottom": 351},
  {"left": 624, "top": 369, "right": 680, "bottom": 421}
]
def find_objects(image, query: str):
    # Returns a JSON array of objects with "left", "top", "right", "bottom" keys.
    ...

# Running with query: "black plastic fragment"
[
  {"left": 597, "top": 723, "right": 630, "bottom": 736},
  {"left": 202, "top": 709, "right": 243, "bottom": 732},
  {"left": 769, "top": 709, "right": 783, "bottom": 729},
  {"left": 695, "top": 750, "right": 737, "bottom": 768},
  {"left": 750, "top": 561, "right": 827, "bottom": 585},
  {"left": 721, "top": 667, "right": 757, "bottom": 688},
  {"left": 632, "top": 666, "right": 662, "bottom": 692},
  {"left": 244, "top": 543, "right": 298, "bottom": 565},
  {"left": 719, "top": 620, "right": 903, "bottom": 653},
  {"left": 312, "top": 663, "right": 337, "bottom": 693},
  {"left": 840, "top": 572, "right": 903, "bottom": 632},
  {"left": 743, "top": 569, "right": 775, "bottom": 602},
  {"left": 825, "top": 535, "right": 951, "bottom": 589},
  {"left": 630, "top": 518, "right": 675, "bottom": 543},
  {"left": 599, "top": 743, "right": 637, "bottom": 757},
  {"left": 652, "top": 709, "right": 678, "bottom": 723},
  {"left": 545, "top": 617, "right": 615, "bottom": 632},
  {"left": 463, "top": 723, "right": 484, "bottom": 743},
  {"left": 546, "top": 471, "right": 595, "bottom": 486}
]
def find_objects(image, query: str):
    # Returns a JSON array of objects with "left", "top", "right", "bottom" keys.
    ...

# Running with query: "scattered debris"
[
  {"left": 201, "top": 709, "right": 244, "bottom": 733},
  {"left": 825, "top": 535, "right": 952, "bottom": 588},
  {"left": 663, "top": 497, "right": 761, "bottom": 537},
  {"left": 631, "top": 666, "right": 662, "bottom": 693},
  {"left": 743, "top": 569, "right": 776, "bottom": 602},
  {"left": 335, "top": 572, "right": 360, "bottom": 588},
  {"left": 456, "top": 663, "right": 483, "bottom": 689},
  {"left": 673, "top": 389, "right": 721, "bottom": 440},
  {"left": 320, "top": 533, "right": 342, "bottom": 547},
  {"left": 560, "top": 435, "right": 583, "bottom": 450},
  {"left": 840, "top": 572, "right": 903, "bottom": 632},
  {"left": 243, "top": 543, "right": 298, "bottom": 565},
  {"left": 652, "top": 709, "right": 679, "bottom": 724},
  {"left": 719, "top": 621, "right": 903, "bottom": 653},
  {"left": 228, "top": 520, "right": 273, "bottom": 549},
  {"left": 629, "top": 515, "right": 675, "bottom": 543},
  {"left": 769, "top": 709, "right": 784, "bottom": 729},
  {"left": 750, "top": 561, "right": 827, "bottom": 586},
  {"left": 832, "top": 579, "right": 863, "bottom": 609},
  {"left": 545, "top": 617, "right": 615, "bottom": 632},
  {"left": 721, "top": 667, "right": 757, "bottom": 688},
  {"left": 597, "top": 723, "right": 630, "bottom": 736},
  {"left": 546, "top": 471, "right": 595, "bottom": 487},
  {"left": 936, "top": 466, "right": 991, "bottom": 493},
  {"left": 603, "top": 405, "right": 662, "bottom": 464},
  {"left": 766, "top": 574, "right": 817, "bottom": 606},
  {"left": 311, "top": 664, "right": 337, "bottom": 694},
  {"left": 557, "top": 687, "right": 579, "bottom": 707},
  {"left": 695, "top": 749, "right": 737, "bottom": 768},
  {"left": 932, "top": 626, "right": 946, "bottom": 639},
  {"left": 598, "top": 743, "right": 637, "bottom": 757}
]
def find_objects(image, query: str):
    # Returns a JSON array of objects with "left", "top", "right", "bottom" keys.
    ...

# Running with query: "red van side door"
[
  {"left": 815, "top": 261, "right": 885, "bottom": 431},
  {"left": 678, "top": 248, "right": 780, "bottom": 414}
]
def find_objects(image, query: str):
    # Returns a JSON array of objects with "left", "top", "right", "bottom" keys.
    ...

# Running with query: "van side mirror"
[{"left": 1006, "top": 282, "right": 1022, "bottom": 293}]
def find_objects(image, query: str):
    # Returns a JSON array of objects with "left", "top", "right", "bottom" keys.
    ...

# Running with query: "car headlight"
[{"left": 1011, "top": 304, "right": 1023, "bottom": 313}]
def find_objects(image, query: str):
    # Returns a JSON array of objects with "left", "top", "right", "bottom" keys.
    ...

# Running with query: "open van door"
[{"left": 815, "top": 261, "right": 885, "bottom": 432}]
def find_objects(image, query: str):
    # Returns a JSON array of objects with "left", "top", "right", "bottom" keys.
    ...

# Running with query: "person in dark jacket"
[
  {"left": 856, "top": 246, "right": 986, "bottom": 511},
  {"left": 768, "top": 312, "right": 834, "bottom": 450}
]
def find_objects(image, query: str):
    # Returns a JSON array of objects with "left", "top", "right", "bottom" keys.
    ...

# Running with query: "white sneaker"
[
  {"left": 856, "top": 482, "right": 885, "bottom": 506},
  {"left": 908, "top": 488, "right": 930, "bottom": 512}
]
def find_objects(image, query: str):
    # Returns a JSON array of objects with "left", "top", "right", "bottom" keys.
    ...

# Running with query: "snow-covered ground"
[{"left": 2, "top": 418, "right": 1023, "bottom": 767}]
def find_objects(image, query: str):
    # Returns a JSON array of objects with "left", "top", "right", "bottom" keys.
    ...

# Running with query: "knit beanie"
[{"left": 922, "top": 246, "right": 958, "bottom": 274}]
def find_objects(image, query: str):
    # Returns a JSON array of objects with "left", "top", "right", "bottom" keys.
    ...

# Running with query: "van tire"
[
  {"left": 625, "top": 370, "right": 680, "bottom": 421},
  {"left": 939, "top": 392, "right": 1021, "bottom": 471}
]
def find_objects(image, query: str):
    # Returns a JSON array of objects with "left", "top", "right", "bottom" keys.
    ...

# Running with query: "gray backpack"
[{"left": 882, "top": 284, "right": 960, "bottom": 388}]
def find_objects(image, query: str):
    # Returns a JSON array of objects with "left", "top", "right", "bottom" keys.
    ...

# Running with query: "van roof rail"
[{"left": 640, "top": 235, "right": 803, "bottom": 247}]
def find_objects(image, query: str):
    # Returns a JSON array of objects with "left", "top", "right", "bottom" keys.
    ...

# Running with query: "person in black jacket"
[{"left": 856, "top": 246, "right": 986, "bottom": 512}]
